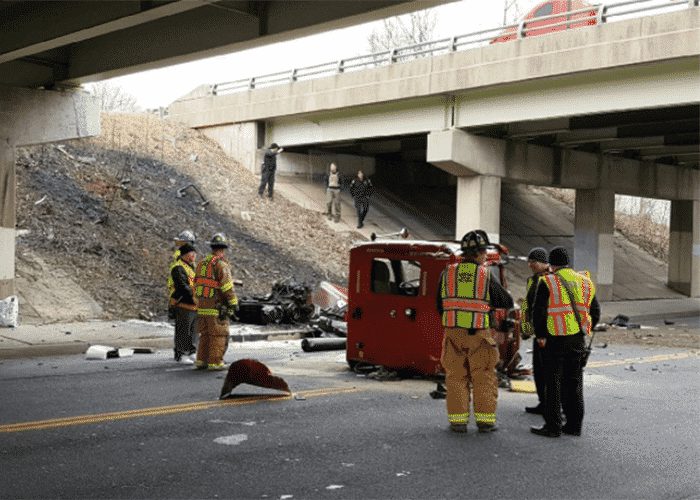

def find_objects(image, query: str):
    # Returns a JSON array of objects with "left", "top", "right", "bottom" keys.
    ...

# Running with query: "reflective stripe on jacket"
[
  {"left": 520, "top": 275, "right": 537, "bottom": 336},
  {"left": 440, "top": 262, "right": 491, "bottom": 329},
  {"left": 541, "top": 268, "right": 595, "bottom": 336},
  {"left": 166, "top": 248, "right": 182, "bottom": 298}
]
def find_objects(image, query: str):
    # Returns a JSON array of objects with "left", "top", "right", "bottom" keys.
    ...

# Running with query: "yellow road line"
[
  {"left": 588, "top": 351, "right": 698, "bottom": 368},
  {"left": 0, "top": 386, "right": 360, "bottom": 433}
]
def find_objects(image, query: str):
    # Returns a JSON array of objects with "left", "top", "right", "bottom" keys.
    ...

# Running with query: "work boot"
[
  {"left": 208, "top": 363, "right": 227, "bottom": 371},
  {"left": 193, "top": 360, "right": 207, "bottom": 370},
  {"left": 562, "top": 426, "right": 582, "bottom": 436},
  {"left": 326, "top": 214, "right": 332, "bottom": 221},
  {"left": 525, "top": 404, "right": 544, "bottom": 415},
  {"left": 449, "top": 423, "right": 468, "bottom": 433},
  {"left": 530, "top": 425, "right": 561, "bottom": 437},
  {"left": 477, "top": 423, "right": 498, "bottom": 433},
  {"left": 334, "top": 217, "right": 340, "bottom": 223}
]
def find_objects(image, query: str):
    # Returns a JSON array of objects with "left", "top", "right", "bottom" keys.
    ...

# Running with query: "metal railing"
[{"left": 209, "top": 0, "right": 698, "bottom": 96}]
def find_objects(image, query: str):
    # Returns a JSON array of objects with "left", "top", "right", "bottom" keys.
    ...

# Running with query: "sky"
[{"left": 104, "top": 0, "right": 539, "bottom": 109}]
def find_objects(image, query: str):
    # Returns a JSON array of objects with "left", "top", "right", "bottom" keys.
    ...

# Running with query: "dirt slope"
[{"left": 15, "top": 113, "right": 355, "bottom": 322}]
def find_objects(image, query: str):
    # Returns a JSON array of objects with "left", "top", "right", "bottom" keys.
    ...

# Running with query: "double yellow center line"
[{"left": 0, "top": 386, "right": 359, "bottom": 434}]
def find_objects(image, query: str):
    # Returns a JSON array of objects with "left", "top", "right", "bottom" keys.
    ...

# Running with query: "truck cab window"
[
  {"left": 371, "top": 258, "right": 421, "bottom": 296},
  {"left": 534, "top": 2, "right": 553, "bottom": 17}
]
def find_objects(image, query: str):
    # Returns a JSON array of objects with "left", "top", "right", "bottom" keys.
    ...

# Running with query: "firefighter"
[
  {"left": 437, "top": 230, "right": 514, "bottom": 433},
  {"left": 521, "top": 247, "right": 550, "bottom": 414},
  {"left": 193, "top": 233, "right": 239, "bottom": 371},
  {"left": 169, "top": 243, "right": 198, "bottom": 364},
  {"left": 530, "top": 246, "right": 600, "bottom": 437},
  {"left": 167, "top": 230, "right": 196, "bottom": 359}
]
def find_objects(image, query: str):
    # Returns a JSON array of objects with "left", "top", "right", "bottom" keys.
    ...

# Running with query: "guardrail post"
[
  {"left": 209, "top": 84, "right": 217, "bottom": 96},
  {"left": 289, "top": 68, "right": 297, "bottom": 82},
  {"left": 596, "top": 4, "right": 607, "bottom": 25},
  {"left": 248, "top": 77, "right": 255, "bottom": 90},
  {"left": 337, "top": 59, "right": 345, "bottom": 73},
  {"left": 517, "top": 20, "right": 526, "bottom": 39},
  {"left": 449, "top": 36, "right": 457, "bottom": 52},
  {"left": 690, "top": 0, "right": 699, "bottom": 7},
  {"left": 389, "top": 48, "right": 397, "bottom": 63}
]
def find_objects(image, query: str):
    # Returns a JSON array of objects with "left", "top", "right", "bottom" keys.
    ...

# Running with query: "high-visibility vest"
[
  {"left": 168, "top": 258, "right": 196, "bottom": 310},
  {"left": 440, "top": 262, "right": 491, "bottom": 329},
  {"left": 541, "top": 268, "right": 595, "bottom": 336},
  {"left": 166, "top": 248, "right": 181, "bottom": 298},
  {"left": 194, "top": 254, "right": 227, "bottom": 299},
  {"left": 520, "top": 274, "right": 538, "bottom": 336}
]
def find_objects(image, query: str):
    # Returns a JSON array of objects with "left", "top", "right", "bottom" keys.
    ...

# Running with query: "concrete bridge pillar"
[
  {"left": 0, "top": 86, "right": 99, "bottom": 309},
  {"left": 574, "top": 188, "right": 615, "bottom": 301},
  {"left": 668, "top": 199, "right": 700, "bottom": 297},
  {"left": 456, "top": 175, "right": 501, "bottom": 243}
]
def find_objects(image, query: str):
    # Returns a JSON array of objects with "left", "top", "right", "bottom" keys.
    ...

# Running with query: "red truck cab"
[
  {"left": 492, "top": 0, "right": 598, "bottom": 43},
  {"left": 345, "top": 239, "right": 521, "bottom": 377}
]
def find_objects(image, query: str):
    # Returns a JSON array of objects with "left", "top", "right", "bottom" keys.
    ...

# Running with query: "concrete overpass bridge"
[
  {"left": 169, "top": 2, "right": 700, "bottom": 300},
  {"left": 0, "top": 0, "right": 444, "bottom": 310}
]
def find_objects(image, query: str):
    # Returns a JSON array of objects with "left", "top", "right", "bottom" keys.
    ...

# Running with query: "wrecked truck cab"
[{"left": 346, "top": 239, "right": 521, "bottom": 377}]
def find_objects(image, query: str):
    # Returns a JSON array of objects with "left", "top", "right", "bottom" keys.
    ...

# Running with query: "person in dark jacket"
[
  {"left": 170, "top": 244, "right": 198, "bottom": 364},
  {"left": 258, "top": 143, "right": 283, "bottom": 200},
  {"left": 530, "top": 246, "right": 601, "bottom": 438},
  {"left": 349, "top": 170, "right": 374, "bottom": 229}
]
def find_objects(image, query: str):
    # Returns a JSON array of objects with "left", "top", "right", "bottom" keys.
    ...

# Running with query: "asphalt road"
[{"left": 1, "top": 340, "right": 698, "bottom": 499}]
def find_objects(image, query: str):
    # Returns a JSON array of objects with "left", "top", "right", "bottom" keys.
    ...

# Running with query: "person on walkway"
[
  {"left": 325, "top": 162, "right": 342, "bottom": 223},
  {"left": 349, "top": 169, "right": 373, "bottom": 229},
  {"left": 521, "top": 247, "right": 550, "bottom": 415},
  {"left": 258, "top": 143, "right": 283, "bottom": 200},
  {"left": 437, "top": 230, "right": 514, "bottom": 433},
  {"left": 194, "top": 233, "right": 239, "bottom": 371},
  {"left": 169, "top": 243, "right": 198, "bottom": 364},
  {"left": 530, "top": 246, "right": 601, "bottom": 437}
]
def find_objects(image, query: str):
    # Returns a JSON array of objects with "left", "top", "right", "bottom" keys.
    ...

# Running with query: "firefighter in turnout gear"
[
  {"left": 530, "top": 246, "right": 600, "bottom": 437},
  {"left": 437, "top": 230, "right": 513, "bottom": 433},
  {"left": 169, "top": 243, "right": 198, "bottom": 363},
  {"left": 194, "top": 233, "right": 239, "bottom": 370},
  {"left": 521, "top": 247, "right": 550, "bottom": 414}
]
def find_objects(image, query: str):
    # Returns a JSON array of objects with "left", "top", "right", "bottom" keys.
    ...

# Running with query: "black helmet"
[
  {"left": 209, "top": 232, "right": 229, "bottom": 249},
  {"left": 460, "top": 230, "right": 490, "bottom": 254}
]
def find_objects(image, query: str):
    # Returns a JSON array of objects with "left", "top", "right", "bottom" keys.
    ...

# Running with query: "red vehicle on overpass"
[
  {"left": 345, "top": 238, "right": 522, "bottom": 377},
  {"left": 492, "top": 0, "right": 598, "bottom": 43}
]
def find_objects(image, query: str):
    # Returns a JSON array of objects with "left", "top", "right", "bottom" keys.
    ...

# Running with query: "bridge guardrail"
[{"left": 208, "top": 0, "right": 699, "bottom": 96}]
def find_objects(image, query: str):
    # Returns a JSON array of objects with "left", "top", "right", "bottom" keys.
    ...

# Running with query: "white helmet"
[{"left": 174, "top": 230, "right": 195, "bottom": 244}]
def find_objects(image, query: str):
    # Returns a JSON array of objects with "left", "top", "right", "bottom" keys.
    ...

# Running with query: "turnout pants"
[
  {"left": 174, "top": 307, "right": 197, "bottom": 356},
  {"left": 441, "top": 327, "right": 499, "bottom": 426},
  {"left": 543, "top": 333, "right": 585, "bottom": 432},
  {"left": 196, "top": 315, "right": 230, "bottom": 366},
  {"left": 326, "top": 188, "right": 341, "bottom": 220},
  {"left": 258, "top": 167, "right": 276, "bottom": 198}
]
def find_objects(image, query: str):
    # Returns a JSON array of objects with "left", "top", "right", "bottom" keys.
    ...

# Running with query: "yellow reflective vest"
[
  {"left": 440, "top": 261, "right": 491, "bottom": 329},
  {"left": 166, "top": 248, "right": 182, "bottom": 298},
  {"left": 520, "top": 274, "right": 538, "bottom": 336},
  {"left": 540, "top": 268, "right": 595, "bottom": 336}
]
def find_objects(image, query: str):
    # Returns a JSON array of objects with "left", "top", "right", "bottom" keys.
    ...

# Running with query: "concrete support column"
[
  {"left": 668, "top": 200, "right": 700, "bottom": 297},
  {"left": 574, "top": 188, "right": 615, "bottom": 301},
  {"left": 0, "top": 141, "right": 15, "bottom": 299},
  {"left": 455, "top": 175, "right": 501, "bottom": 243}
]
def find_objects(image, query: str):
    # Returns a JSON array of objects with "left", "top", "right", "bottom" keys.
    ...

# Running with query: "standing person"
[
  {"left": 193, "top": 233, "right": 239, "bottom": 371},
  {"left": 530, "top": 246, "right": 600, "bottom": 437},
  {"left": 521, "top": 247, "right": 550, "bottom": 414},
  {"left": 169, "top": 244, "right": 198, "bottom": 364},
  {"left": 167, "top": 229, "right": 195, "bottom": 359},
  {"left": 349, "top": 170, "right": 373, "bottom": 229},
  {"left": 437, "top": 230, "right": 514, "bottom": 433},
  {"left": 258, "top": 143, "right": 283, "bottom": 200},
  {"left": 325, "top": 162, "right": 342, "bottom": 223}
]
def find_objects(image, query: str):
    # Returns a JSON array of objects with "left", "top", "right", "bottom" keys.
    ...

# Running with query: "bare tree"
[
  {"left": 367, "top": 9, "right": 437, "bottom": 55},
  {"left": 85, "top": 81, "right": 140, "bottom": 113}
]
